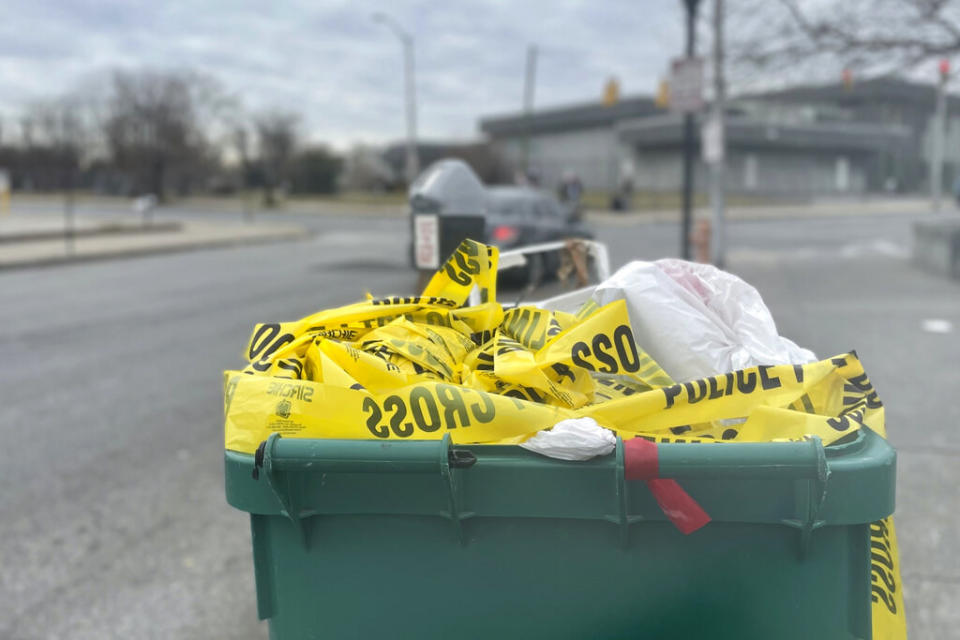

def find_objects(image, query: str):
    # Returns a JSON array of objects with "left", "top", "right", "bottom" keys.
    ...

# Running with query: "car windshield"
[
  {"left": 488, "top": 196, "right": 530, "bottom": 217},
  {"left": 488, "top": 189, "right": 552, "bottom": 219}
]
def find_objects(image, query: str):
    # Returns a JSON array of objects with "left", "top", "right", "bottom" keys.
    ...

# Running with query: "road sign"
[
  {"left": 0, "top": 169, "right": 9, "bottom": 216},
  {"left": 413, "top": 214, "right": 440, "bottom": 269},
  {"left": 701, "top": 113, "right": 724, "bottom": 164},
  {"left": 669, "top": 56, "right": 704, "bottom": 113}
]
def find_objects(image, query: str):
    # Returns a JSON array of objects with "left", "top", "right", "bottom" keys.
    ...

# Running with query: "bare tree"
[
  {"left": 34, "top": 97, "right": 87, "bottom": 184},
  {"left": 254, "top": 111, "right": 299, "bottom": 206},
  {"left": 103, "top": 69, "right": 229, "bottom": 200},
  {"left": 730, "top": 0, "right": 960, "bottom": 87}
]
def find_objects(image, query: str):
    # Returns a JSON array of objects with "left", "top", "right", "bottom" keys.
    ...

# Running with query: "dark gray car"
[
  {"left": 485, "top": 186, "right": 591, "bottom": 249},
  {"left": 485, "top": 186, "right": 592, "bottom": 282},
  {"left": 407, "top": 159, "right": 592, "bottom": 281}
]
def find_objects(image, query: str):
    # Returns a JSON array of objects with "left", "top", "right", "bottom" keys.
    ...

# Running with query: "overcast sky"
[{"left": 0, "top": 0, "right": 685, "bottom": 149}]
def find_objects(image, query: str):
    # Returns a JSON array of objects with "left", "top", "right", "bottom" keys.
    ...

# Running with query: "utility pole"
[
  {"left": 522, "top": 44, "right": 539, "bottom": 175},
  {"left": 64, "top": 169, "right": 75, "bottom": 256},
  {"left": 680, "top": 0, "right": 701, "bottom": 260},
  {"left": 932, "top": 58, "right": 949, "bottom": 211},
  {"left": 709, "top": 0, "right": 726, "bottom": 267},
  {"left": 373, "top": 12, "right": 420, "bottom": 184}
]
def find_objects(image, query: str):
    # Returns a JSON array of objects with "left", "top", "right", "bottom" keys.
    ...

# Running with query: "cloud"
[{"left": 0, "top": 0, "right": 682, "bottom": 148}]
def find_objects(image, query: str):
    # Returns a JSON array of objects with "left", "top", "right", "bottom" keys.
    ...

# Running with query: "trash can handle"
[
  {"left": 254, "top": 433, "right": 476, "bottom": 477},
  {"left": 654, "top": 436, "right": 828, "bottom": 480},
  {"left": 253, "top": 433, "right": 474, "bottom": 547}
]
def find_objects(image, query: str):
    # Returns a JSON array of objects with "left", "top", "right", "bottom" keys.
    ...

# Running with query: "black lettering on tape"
[
  {"left": 524, "top": 311, "right": 541, "bottom": 349},
  {"left": 571, "top": 342, "right": 594, "bottom": 371},
  {"left": 469, "top": 390, "right": 496, "bottom": 423},
  {"left": 444, "top": 257, "right": 472, "bottom": 286},
  {"left": 724, "top": 372, "right": 735, "bottom": 396},
  {"left": 684, "top": 379, "right": 708, "bottom": 403},
  {"left": 409, "top": 387, "right": 441, "bottom": 433},
  {"left": 663, "top": 384, "right": 683, "bottom": 409},
  {"left": 758, "top": 365, "right": 781, "bottom": 390},
  {"left": 385, "top": 395, "right": 413, "bottom": 437},
  {"left": 551, "top": 362, "right": 575, "bottom": 383},
  {"left": 872, "top": 585, "right": 897, "bottom": 614},
  {"left": 871, "top": 564, "right": 897, "bottom": 604},
  {"left": 249, "top": 323, "right": 280, "bottom": 360},
  {"left": 708, "top": 376, "right": 723, "bottom": 399},
  {"left": 736, "top": 370, "right": 757, "bottom": 394},
  {"left": 592, "top": 334, "right": 617, "bottom": 373},
  {"left": 435, "top": 384, "right": 469, "bottom": 429},
  {"left": 871, "top": 545, "right": 895, "bottom": 571},
  {"left": 826, "top": 415, "right": 850, "bottom": 432},
  {"left": 793, "top": 364, "right": 804, "bottom": 383},
  {"left": 363, "top": 397, "right": 387, "bottom": 438},
  {"left": 613, "top": 325, "right": 640, "bottom": 373},
  {"left": 276, "top": 359, "right": 303, "bottom": 379}
]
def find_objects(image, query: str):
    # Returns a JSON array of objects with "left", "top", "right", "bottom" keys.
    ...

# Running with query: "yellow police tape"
[{"left": 224, "top": 239, "right": 905, "bottom": 638}]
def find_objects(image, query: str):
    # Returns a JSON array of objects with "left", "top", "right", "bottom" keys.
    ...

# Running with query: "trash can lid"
[{"left": 409, "top": 158, "right": 486, "bottom": 216}]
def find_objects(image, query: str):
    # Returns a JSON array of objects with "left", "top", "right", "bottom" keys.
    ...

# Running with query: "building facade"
[{"left": 479, "top": 78, "right": 943, "bottom": 198}]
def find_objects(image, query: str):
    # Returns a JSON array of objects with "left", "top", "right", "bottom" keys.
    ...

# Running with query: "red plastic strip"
[{"left": 623, "top": 438, "right": 711, "bottom": 535}]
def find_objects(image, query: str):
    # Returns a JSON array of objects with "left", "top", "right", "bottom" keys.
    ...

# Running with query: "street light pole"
[
  {"left": 932, "top": 59, "right": 949, "bottom": 211},
  {"left": 522, "top": 44, "right": 538, "bottom": 174},
  {"left": 373, "top": 12, "right": 420, "bottom": 184},
  {"left": 681, "top": 0, "right": 701, "bottom": 261}
]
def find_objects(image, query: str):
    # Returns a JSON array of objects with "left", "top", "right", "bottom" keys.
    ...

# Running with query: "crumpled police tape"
[{"left": 224, "top": 238, "right": 905, "bottom": 639}]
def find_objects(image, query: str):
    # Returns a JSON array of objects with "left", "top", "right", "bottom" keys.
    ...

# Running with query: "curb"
[
  {"left": 0, "top": 221, "right": 183, "bottom": 244},
  {"left": 0, "top": 228, "right": 313, "bottom": 271}
]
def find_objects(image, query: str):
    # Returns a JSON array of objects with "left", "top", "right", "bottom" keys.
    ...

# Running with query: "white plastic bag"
[
  {"left": 520, "top": 417, "right": 616, "bottom": 461},
  {"left": 591, "top": 259, "right": 815, "bottom": 382}
]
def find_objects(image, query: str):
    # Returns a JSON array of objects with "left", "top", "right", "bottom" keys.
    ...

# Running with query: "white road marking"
[
  {"left": 729, "top": 239, "right": 909, "bottom": 264},
  {"left": 921, "top": 319, "right": 954, "bottom": 334}
]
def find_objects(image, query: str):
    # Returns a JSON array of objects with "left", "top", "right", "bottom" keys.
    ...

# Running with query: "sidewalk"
[
  {"left": 0, "top": 214, "right": 310, "bottom": 269},
  {"left": 588, "top": 196, "right": 935, "bottom": 224}
]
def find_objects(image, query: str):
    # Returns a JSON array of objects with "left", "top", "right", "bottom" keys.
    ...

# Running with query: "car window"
[
  {"left": 489, "top": 196, "right": 526, "bottom": 217},
  {"left": 534, "top": 199, "right": 556, "bottom": 219}
]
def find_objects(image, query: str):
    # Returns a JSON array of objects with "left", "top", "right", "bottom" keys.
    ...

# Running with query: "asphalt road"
[{"left": 1, "top": 208, "right": 957, "bottom": 638}]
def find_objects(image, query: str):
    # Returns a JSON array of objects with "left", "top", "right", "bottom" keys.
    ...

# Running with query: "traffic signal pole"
[
  {"left": 709, "top": 0, "right": 726, "bottom": 268},
  {"left": 681, "top": 0, "right": 701, "bottom": 260},
  {"left": 932, "top": 60, "right": 949, "bottom": 212}
]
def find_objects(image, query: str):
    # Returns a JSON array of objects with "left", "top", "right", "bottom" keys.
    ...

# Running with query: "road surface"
[{"left": 1, "top": 208, "right": 957, "bottom": 638}]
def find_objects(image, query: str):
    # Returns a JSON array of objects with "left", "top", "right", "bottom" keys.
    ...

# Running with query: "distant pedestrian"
[
  {"left": 557, "top": 170, "right": 584, "bottom": 221},
  {"left": 525, "top": 167, "right": 541, "bottom": 187},
  {"left": 557, "top": 170, "right": 583, "bottom": 204}
]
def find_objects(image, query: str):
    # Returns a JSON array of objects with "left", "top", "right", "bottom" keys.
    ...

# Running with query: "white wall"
[
  {"left": 495, "top": 127, "right": 618, "bottom": 190},
  {"left": 626, "top": 147, "right": 867, "bottom": 195}
]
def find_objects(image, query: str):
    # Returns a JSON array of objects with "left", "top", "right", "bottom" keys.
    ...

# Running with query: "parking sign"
[
  {"left": 414, "top": 214, "right": 440, "bottom": 269},
  {"left": 669, "top": 57, "right": 704, "bottom": 113}
]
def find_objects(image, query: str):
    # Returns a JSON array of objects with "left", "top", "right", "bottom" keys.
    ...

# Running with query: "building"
[
  {"left": 479, "top": 78, "right": 953, "bottom": 198},
  {"left": 741, "top": 77, "right": 960, "bottom": 192},
  {"left": 479, "top": 97, "right": 660, "bottom": 192}
]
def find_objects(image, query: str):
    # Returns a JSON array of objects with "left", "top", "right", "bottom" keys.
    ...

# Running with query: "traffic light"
[
  {"left": 655, "top": 79, "right": 670, "bottom": 108},
  {"left": 842, "top": 68, "right": 854, "bottom": 90},
  {"left": 603, "top": 77, "right": 620, "bottom": 106}
]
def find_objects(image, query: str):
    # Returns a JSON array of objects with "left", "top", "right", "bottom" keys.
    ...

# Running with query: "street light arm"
[
  {"left": 370, "top": 10, "right": 419, "bottom": 184},
  {"left": 371, "top": 11, "right": 411, "bottom": 44}
]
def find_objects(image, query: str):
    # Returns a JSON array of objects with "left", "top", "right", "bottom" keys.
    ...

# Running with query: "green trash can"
[{"left": 225, "top": 428, "right": 895, "bottom": 640}]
